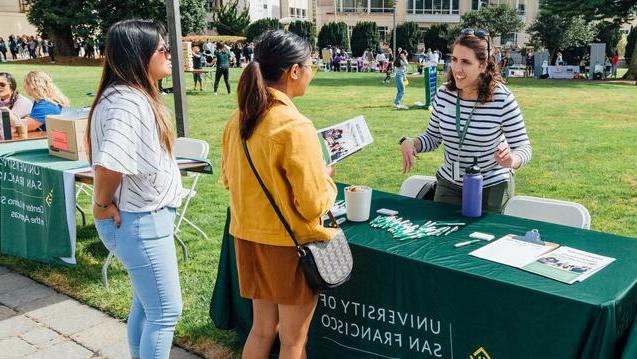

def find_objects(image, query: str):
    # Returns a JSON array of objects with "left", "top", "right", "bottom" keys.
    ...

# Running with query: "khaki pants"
[{"left": 434, "top": 174, "right": 515, "bottom": 213}]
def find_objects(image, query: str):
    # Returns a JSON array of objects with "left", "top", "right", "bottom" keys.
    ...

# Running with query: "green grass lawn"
[{"left": 0, "top": 63, "right": 636, "bottom": 358}]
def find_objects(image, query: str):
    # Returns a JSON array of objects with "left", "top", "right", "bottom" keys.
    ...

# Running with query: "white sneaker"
[{"left": 394, "top": 104, "right": 409, "bottom": 110}]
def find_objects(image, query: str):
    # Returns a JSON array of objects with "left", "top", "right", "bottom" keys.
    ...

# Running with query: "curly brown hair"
[{"left": 445, "top": 33, "right": 503, "bottom": 103}]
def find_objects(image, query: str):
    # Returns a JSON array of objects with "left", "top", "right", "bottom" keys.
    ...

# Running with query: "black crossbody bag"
[{"left": 242, "top": 139, "right": 353, "bottom": 290}]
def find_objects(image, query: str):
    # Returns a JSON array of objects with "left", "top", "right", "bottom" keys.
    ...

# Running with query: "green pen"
[{"left": 454, "top": 239, "right": 480, "bottom": 248}]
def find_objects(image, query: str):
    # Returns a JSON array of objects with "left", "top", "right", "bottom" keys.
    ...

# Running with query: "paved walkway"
[{"left": 0, "top": 266, "right": 201, "bottom": 359}]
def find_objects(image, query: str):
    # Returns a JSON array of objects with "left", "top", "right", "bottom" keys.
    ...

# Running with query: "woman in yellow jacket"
[{"left": 221, "top": 30, "right": 337, "bottom": 359}]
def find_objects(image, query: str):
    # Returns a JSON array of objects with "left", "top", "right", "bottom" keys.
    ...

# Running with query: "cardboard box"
[{"left": 46, "top": 109, "right": 89, "bottom": 161}]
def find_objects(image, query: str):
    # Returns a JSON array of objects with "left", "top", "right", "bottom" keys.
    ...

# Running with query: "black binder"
[{"left": 1, "top": 110, "right": 11, "bottom": 141}]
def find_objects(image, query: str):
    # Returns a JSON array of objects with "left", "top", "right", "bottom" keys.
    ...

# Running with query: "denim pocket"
[
  {"left": 138, "top": 210, "right": 174, "bottom": 239},
  {"left": 95, "top": 218, "right": 117, "bottom": 251}
]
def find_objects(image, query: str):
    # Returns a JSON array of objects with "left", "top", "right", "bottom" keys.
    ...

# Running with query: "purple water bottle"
[{"left": 462, "top": 157, "right": 483, "bottom": 217}]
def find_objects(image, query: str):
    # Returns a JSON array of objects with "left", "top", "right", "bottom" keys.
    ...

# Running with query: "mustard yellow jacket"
[{"left": 221, "top": 88, "right": 337, "bottom": 246}]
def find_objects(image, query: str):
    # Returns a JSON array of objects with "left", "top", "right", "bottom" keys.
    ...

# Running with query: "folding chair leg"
[
  {"left": 181, "top": 217, "right": 209, "bottom": 240},
  {"left": 76, "top": 204, "right": 86, "bottom": 226},
  {"left": 102, "top": 252, "right": 115, "bottom": 288},
  {"left": 175, "top": 234, "right": 189, "bottom": 261}
]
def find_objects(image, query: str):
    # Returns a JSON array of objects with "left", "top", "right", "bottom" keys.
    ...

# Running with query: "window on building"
[
  {"left": 341, "top": 0, "right": 367, "bottom": 12},
  {"left": 370, "top": 0, "right": 394, "bottom": 13},
  {"left": 411, "top": 0, "right": 459, "bottom": 14},
  {"left": 263, "top": 3, "right": 268, "bottom": 9},
  {"left": 471, "top": 0, "right": 488, "bottom": 10},
  {"left": 296, "top": 8, "right": 302, "bottom": 17},
  {"left": 18, "top": 0, "right": 30, "bottom": 12},
  {"left": 517, "top": 0, "right": 526, "bottom": 15},
  {"left": 290, "top": 7, "right": 296, "bottom": 17},
  {"left": 378, "top": 26, "right": 388, "bottom": 42},
  {"left": 301, "top": 9, "right": 307, "bottom": 17},
  {"left": 501, "top": 32, "right": 517, "bottom": 46}
]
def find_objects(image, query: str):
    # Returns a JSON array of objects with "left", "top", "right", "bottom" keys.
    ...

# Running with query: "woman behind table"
[
  {"left": 0, "top": 72, "right": 33, "bottom": 130},
  {"left": 22, "top": 71, "right": 69, "bottom": 131},
  {"left": 399, "top": 30, "right": 532, "bottom": 212},
  {"left": 221, "top": 30, "right": 336, "bottom": 359},
  {"left": 87, "top": 19, "right": 183, "bottom": 359}
]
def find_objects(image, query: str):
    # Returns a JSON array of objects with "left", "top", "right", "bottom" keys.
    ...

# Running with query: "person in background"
[
  {"left": 214, "top": 42, "right": 231, "bottom": 95},
  {"left": 610, "top": 52, "right": 619, "bottom": 78},
  {"left": 0, "top": 72, "right": 33, "bottom": 130},
  {"left": 192, "top": 45, "right": 203, "bottom": 91},
  {"left": 383, "top": 48, "right": 394, "bottom": 84},
  {"left": 22, "top": 71, "right": 69, "bottom": 131},
  {"left": 555, "top": 51, "right": 564, "bottom": 66},
  {"left": 232, "top": 43, "right": 243, "bottom": 68},
  {"left": 9, "top": 35, "right": 18, "bottom": 60},
  {"left": 28, "top": 36, "right": 37, "bottom": 59},
  {"left": 221, "top": 30, "right": 336, "bottom": 359},
  {"left": 399, "top": 30, "right": 531, "bottom": 213},
  {"left": 376, "top": 49, "right": 387, "bottom": 73},
  {"left": 525, "top": 48, "right": 534, "bottom": 78},
  {"left": 393, "top": 50, "right": 409, "bottom": 110},
  {"left": 0, "top": 38, "right": 7, "bottom": 61},
  {"left": 87, "top": 19, "right": 183, "bottom": 359}
]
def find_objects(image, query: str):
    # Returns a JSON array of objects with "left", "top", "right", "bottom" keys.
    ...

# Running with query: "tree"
[
  {"left": 179, "top": 0, "right": 208, "bottom": 35},
  {"left": 245, "top": 18, "right": 281, "bottom": 42},
  {"left": 211, "top": 0, "right": 250, "bottom": 36},
  {"left": 389, "top": 22, "right": 421, "bottom": 55},
  {"left": 27, "top": 0, "right": 98, "bottom": 56},
  {"left": 349, "top": 22, "right": 379, "bottom": 57},
  {"left": 423, "top": 23, "right": 452, "bottom": 53},
  {"left": 627, "top": 26, "right": 637, "bottom": 63},
  {"left": 288, "top": 20, "right": 316, "bottom": 49},
  {"left": 542, "top": 0, "right": 637, "bottom": 79},
  {"left": 96, "top": 0, "right": 207, "bottom": 41},
  {"left": 317, "top": 22, "right": 348, "bottom": 49},
  {"left": 459, "top": 4, "right": 525, "bottom": 41},
  {"left": 528, "top": 13, "right": 595, "bottom": 58},
  {"left": 593, "top": 21, "right": 623, "bottom": 56}
]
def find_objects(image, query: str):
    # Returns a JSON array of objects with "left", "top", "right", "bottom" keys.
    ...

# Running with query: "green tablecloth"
[
  {"left": 210, "top": 184, "right": 637, "bottom": 358},
  {"left": 0, "top": 139, "right": 88, "bottom": 264}
]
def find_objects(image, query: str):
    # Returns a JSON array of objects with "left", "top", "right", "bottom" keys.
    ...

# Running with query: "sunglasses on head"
[{"left": 461, "top": 28, "right": 491, "bottom": 58}]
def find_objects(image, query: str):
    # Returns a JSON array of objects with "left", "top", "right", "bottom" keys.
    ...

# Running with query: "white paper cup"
[{"left": 345, "top": 185, "right": 372, "bottom": 222}]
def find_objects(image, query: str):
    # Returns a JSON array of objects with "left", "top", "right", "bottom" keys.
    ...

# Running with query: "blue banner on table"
[
  {"left": 0, "top": 140, "right": 87, "bottom": 264},
  {"left": 211, "top": 185, "right": 637, "bottom": 358},
  {"left": 424, "top": 66, "right": 438, "bottom": 108}
]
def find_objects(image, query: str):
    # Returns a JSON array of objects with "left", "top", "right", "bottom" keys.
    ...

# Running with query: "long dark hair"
[
  {"left": 446, "top": 33, "right": 502, "bottom": 103},
  {"left": 87, "top": 19, "right": 174, "bottom": 162},
  {"left": 237, "top": 30, "right": 310, "bottom": 139},
  {"left": 0, "top": 72, "right": 19, "bottom": 108}
]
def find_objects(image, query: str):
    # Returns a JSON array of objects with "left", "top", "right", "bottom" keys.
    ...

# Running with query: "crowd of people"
[
  {"left": 0, "top": 34, "right": 54, "bottom": 62},
  {"left": 0, "top": 71, "right": 69, "bottom": 138}
]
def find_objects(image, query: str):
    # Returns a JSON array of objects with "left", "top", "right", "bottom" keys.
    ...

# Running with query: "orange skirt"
[{"left": 234, "top": 238, "right": 317, "bottom": 305}]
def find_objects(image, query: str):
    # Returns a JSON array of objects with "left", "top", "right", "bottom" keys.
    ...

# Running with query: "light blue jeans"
[
  {"left": 394, "top": 74, "right": 405, "bottom": 105},
  {"left": 95, "top": 208, "right": 181, "bottom": 359}
]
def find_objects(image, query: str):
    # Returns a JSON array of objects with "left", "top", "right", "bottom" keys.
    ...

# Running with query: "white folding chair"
[
  {"left": 339, "top": 61, "right": 348, "bottom": 72},
  {"left": 173, "top": 137, "right": 210, "bottom": 260},
  {"left": 75, "top": 183, "right": 94, "bottom": 226},
  {"left": 101, "top": 137, "right": 210, "bottom": 287},
  {"left": 503, "top": 195, "right": 591, "bottom": 229},
  {"left": 399, "top": 175, "right": 437, "bottom": 199},
  {"left": 350, "top": 62, "right": 359, "bottom": 72}
]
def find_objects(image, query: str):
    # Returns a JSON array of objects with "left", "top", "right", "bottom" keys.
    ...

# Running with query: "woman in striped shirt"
[
  {"left": 400, "top": 30, "right": 532, "bottom": 212},
  {"left": 88, "top": 20, "right": 182, "bottom": 359}
]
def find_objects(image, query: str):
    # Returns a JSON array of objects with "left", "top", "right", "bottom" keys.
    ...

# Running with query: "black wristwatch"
[{"left": 399, "top": 136, "right": 408, "bottom": 145}]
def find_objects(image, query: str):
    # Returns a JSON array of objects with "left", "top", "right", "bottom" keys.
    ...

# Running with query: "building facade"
[
  {"left": 206, "top": 0, "right": 312, "bottom": 34},
  {"left": 315, "top": 0, "right": 540, "bottom": 48},
  {"left": 0, "top": 0, "right": 37, "bottom": 41}
]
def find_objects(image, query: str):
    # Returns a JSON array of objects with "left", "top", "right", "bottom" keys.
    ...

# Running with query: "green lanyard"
[{"left": 455, "top": 95, "right": 477, "bottom": 151}]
